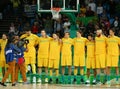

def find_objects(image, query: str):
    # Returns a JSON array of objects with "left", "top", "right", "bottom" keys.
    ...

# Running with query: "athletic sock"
[
  {"left": 116, "top": 75, "right": 119, "bottom": 81},
  {"left": 68, "top": 75, "right": 71, "bottom": 81},
  {"left": 80, "top": 68, "right": 84, "bottom": 75},
  {"left": 49, "top": 69, "right": 52, "bottom": 76},
  {"left": 31, "top": 64, "right": 36, "bottom": 74},
  {"left": 96, "top": 74, "right": 100, "bottom": 82},
  {"left": 74, "top": 68, "right": 77, "bottom": 76},
  {"left": 107, "top": 75, "right": 110, "bottom": 81},
  {"left": 56, "top": 70, "right": 59, "bottom": 77}
]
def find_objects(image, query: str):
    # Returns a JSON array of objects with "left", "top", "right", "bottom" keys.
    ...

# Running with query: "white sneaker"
[
  {"left": 45, "top": 78, "right": 48, "bottom": 83},
  {"left": 85, "top": 79, "right": 90, "bottom": 84},
  {"left": 37, "top": 78, "right": 42, "bottom": 83},
  {"left": 97, "top": 81, "right": 102, "bottom": 85},
  {"left": 92, "top": 79, "right": 96, "bottom": 84},
  {"left": 33, "top": 76, "right": 36, "bottom": 83},
  {"left": 106, "top": 81, "right": 111, "bottom": 85},
  {"left": 28, "top": 65, "right": 31, "bottom": 71}
]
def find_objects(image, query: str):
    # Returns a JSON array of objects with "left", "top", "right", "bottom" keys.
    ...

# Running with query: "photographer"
[
  {"left": 14, "top": 35, "right": 29, "bottom": 84},
  {"left": 0, "top": 36, "right": 21, "bottom": 86}
]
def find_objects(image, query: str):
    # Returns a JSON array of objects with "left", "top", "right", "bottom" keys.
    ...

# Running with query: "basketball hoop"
[{"left": 51, "top": 7, "right": 61, "bottom": 20}]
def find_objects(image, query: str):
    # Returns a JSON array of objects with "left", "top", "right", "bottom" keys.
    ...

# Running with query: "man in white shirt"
[
  {"left": 63, "top": 19, "right": 71, "bottom": 33},
  {"left": 88, "top": 0, "right": 96, "bottom": 12},
  {"left": 97, "top": 3, "right": 103, "bottom": 15}
]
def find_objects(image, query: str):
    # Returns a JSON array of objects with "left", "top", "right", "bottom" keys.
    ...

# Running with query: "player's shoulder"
[
  {"left": 69, "top": 37, "right": 73, "bottom": 40},
  {"left": 31, "top": 33, "right": 39, "bottom": 38},
  {"left": 102, "top": 35, "right": 107, "bottom": 38},
  {"left": 62, "top": 38, "right": 65, "bottom": 40},
  {"left": 20, "top": 34, "right": 28, "bottom": 39},
  {"left": 114, "top": 36, "right": 119, "bottom": 39},
  {"left": 48, "top": 36, "right": 52, "bottom": 40},
  {"left": 113, "top": 36, "right": 120, "bottom": 41},
  {"left": 82, "top": 37, "right": 87, "bottom": 40},
  {"left": 73, "top": 37, "right": 77, "bottom": 40}
]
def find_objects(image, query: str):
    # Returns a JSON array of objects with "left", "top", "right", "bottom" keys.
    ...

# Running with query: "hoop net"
[{"left": 51, "top": 7, "right": 61, "bottom": 20}]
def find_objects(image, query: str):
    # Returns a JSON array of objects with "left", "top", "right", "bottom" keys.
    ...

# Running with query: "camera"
[{"left": 17, "top": 38, "right": 29, "bottom": 47}]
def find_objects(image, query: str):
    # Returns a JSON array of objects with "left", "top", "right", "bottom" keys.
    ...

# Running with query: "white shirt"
[
  {"left": 63, "top": 21, "right": 71, "bottom": 31},
  {"left": 114, "top": 20, "right": 118, "bottom": 27},
  {"left": 97, "top": 6, "right": 103, "bottom": 14},
  {"left": 88, "top": 2, "right": 96, "bottom": 12}
]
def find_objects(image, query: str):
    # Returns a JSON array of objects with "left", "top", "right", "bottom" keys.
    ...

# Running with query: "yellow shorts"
[
  {"left": 86, "top": 57, "right": 95, "bottom": 69},
  {"left": 24, "top": 57, "right": 36, "bottom": 65},
  {"left": 38, "top": 58, "right": 48, "bottom": 67},
  {"left": 107, "top": 55, "right": 119, "bottom": 67},
  {"left": 96, "top": 54, "right": 106, "bottom": 68},
  {"left": 49, "top": 59, "right": 59, "bottom": 69},
  {"left": 0, "top": 60, "right": 8, "bottom": 67},
  {"left": 74, "top": 55, "right": 85, "bottom": 67},
  {"left": 61, "top": 55, "right": 72, "bottom": 66}
]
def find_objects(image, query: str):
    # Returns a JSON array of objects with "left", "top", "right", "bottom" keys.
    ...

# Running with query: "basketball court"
[
  {"left": 0, "top": 84, "right": 120, "bottom": 89},
  {"left": 0, "top": 0, "right": 120, "bottom": 89}
]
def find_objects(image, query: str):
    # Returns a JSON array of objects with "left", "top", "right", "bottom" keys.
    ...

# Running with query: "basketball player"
[
  {"left": 106, "top": 28, "right": 120, "bottom": 85},
  {"left": 95, "top": 29, "right": 107, "bottom": 84},
  {"left": 73, "top": 30, "right": 88, "bottom": 83},
  {"left": 37, "top": 30, "right": 51, "bottom": 83},
  {"left": 61, "top": 32, "right": 73, "bottom": 83},
  {"left": 48, "top": 33, "right": 61, "bottom": 83}
]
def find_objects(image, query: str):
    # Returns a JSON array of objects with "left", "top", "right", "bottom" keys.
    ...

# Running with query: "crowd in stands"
[{"left": 1, "top": 0, "right": 120, "bottom": 38}]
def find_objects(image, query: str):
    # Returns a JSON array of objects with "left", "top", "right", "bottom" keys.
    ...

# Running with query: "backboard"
[{"left": 37, "top": 0, "right": 80, "bottom": 13}]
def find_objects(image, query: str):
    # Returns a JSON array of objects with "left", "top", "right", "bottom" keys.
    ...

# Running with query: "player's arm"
[
  {"left": 85, "top": 38, "right": 89, "bottom": 46},
  {"left": 60, "top": 38, "right": 64, "bottom": 52},
  {"left": 34, "top": 35, "right": 39, "bottom": 47},
  {"left": 118, "top": 37, "right": 120, "bottom": 46},
  {"left": 72, "top": 38, "right": 76, "bottom": 46},
  {"left": 20, "top": 34, "right": 27, "bottom": 39}
]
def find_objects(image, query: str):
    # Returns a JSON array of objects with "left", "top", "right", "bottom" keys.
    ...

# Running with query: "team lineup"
[{"left": 0, "top": 27, "right": 120, "bottom": 86}]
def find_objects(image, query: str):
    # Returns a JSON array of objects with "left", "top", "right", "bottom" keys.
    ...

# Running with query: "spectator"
[
  {"left": 31, "top": 22, "right": 39, "bottom": 34},
  {"left": 88, "top": 0, "right": 96, "bottom": 12},
  {"left": 85, "top": 6, "right": 95, "bottom": 17},
  {"left": 44, "top": 16, "right": 53, "bottom": 35},
  {"left": 113, "top": 16, "right": 120, "bottom": 35},
  {"left": 11, "top": 0, "right": 21, "bottom": 16},
  {"left": 97, "top": 3, "right": 103, "bottom": 18},
  {"left": 9, "top": 22, "right": 16, "bottom": 35},
  {"left": 104, "top": 18, "right": 110, "bottom": 30},
  {"left": 63, "top": 18, "right": 71, "bottom": 33},
  {"left": 80, "top": 4, "right": 87, "bottom": 13},
  {"left": 79, "top": 4, "right": 86, "bottom": 17},
  {"left": 100, "top": 10, "right": 110, "bottom": 20},
  {"left": 54, "top": 19, "right": 63, "bottom": 38}
]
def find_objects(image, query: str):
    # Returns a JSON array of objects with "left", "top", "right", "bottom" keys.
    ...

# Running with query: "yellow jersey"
[
  {"left": 73, "top": 37, "right": 88, "bottom": 56},
  {"left": 95, "top": 35, "right": 107, "bottom": 55},
  {"left": 0, "top": 39, "right": 7, "bottom": 60},
  {"left": 62, "top": 38, "right": 73, "bottom": 56},
  {"left": 49, "top": 39, "right": 61, "bottom": 60},
  {"left": 38, "top": 37, "right": 51, "bottom": 58},
  {"left": 86, "top": 41, "right": 95, "bottom": 57},
  {"left": 107, "top": 36, "right": 120, "bottom": 55},
  {"left": 20, "top": 33, "right": 39, "bottom": 56}
]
